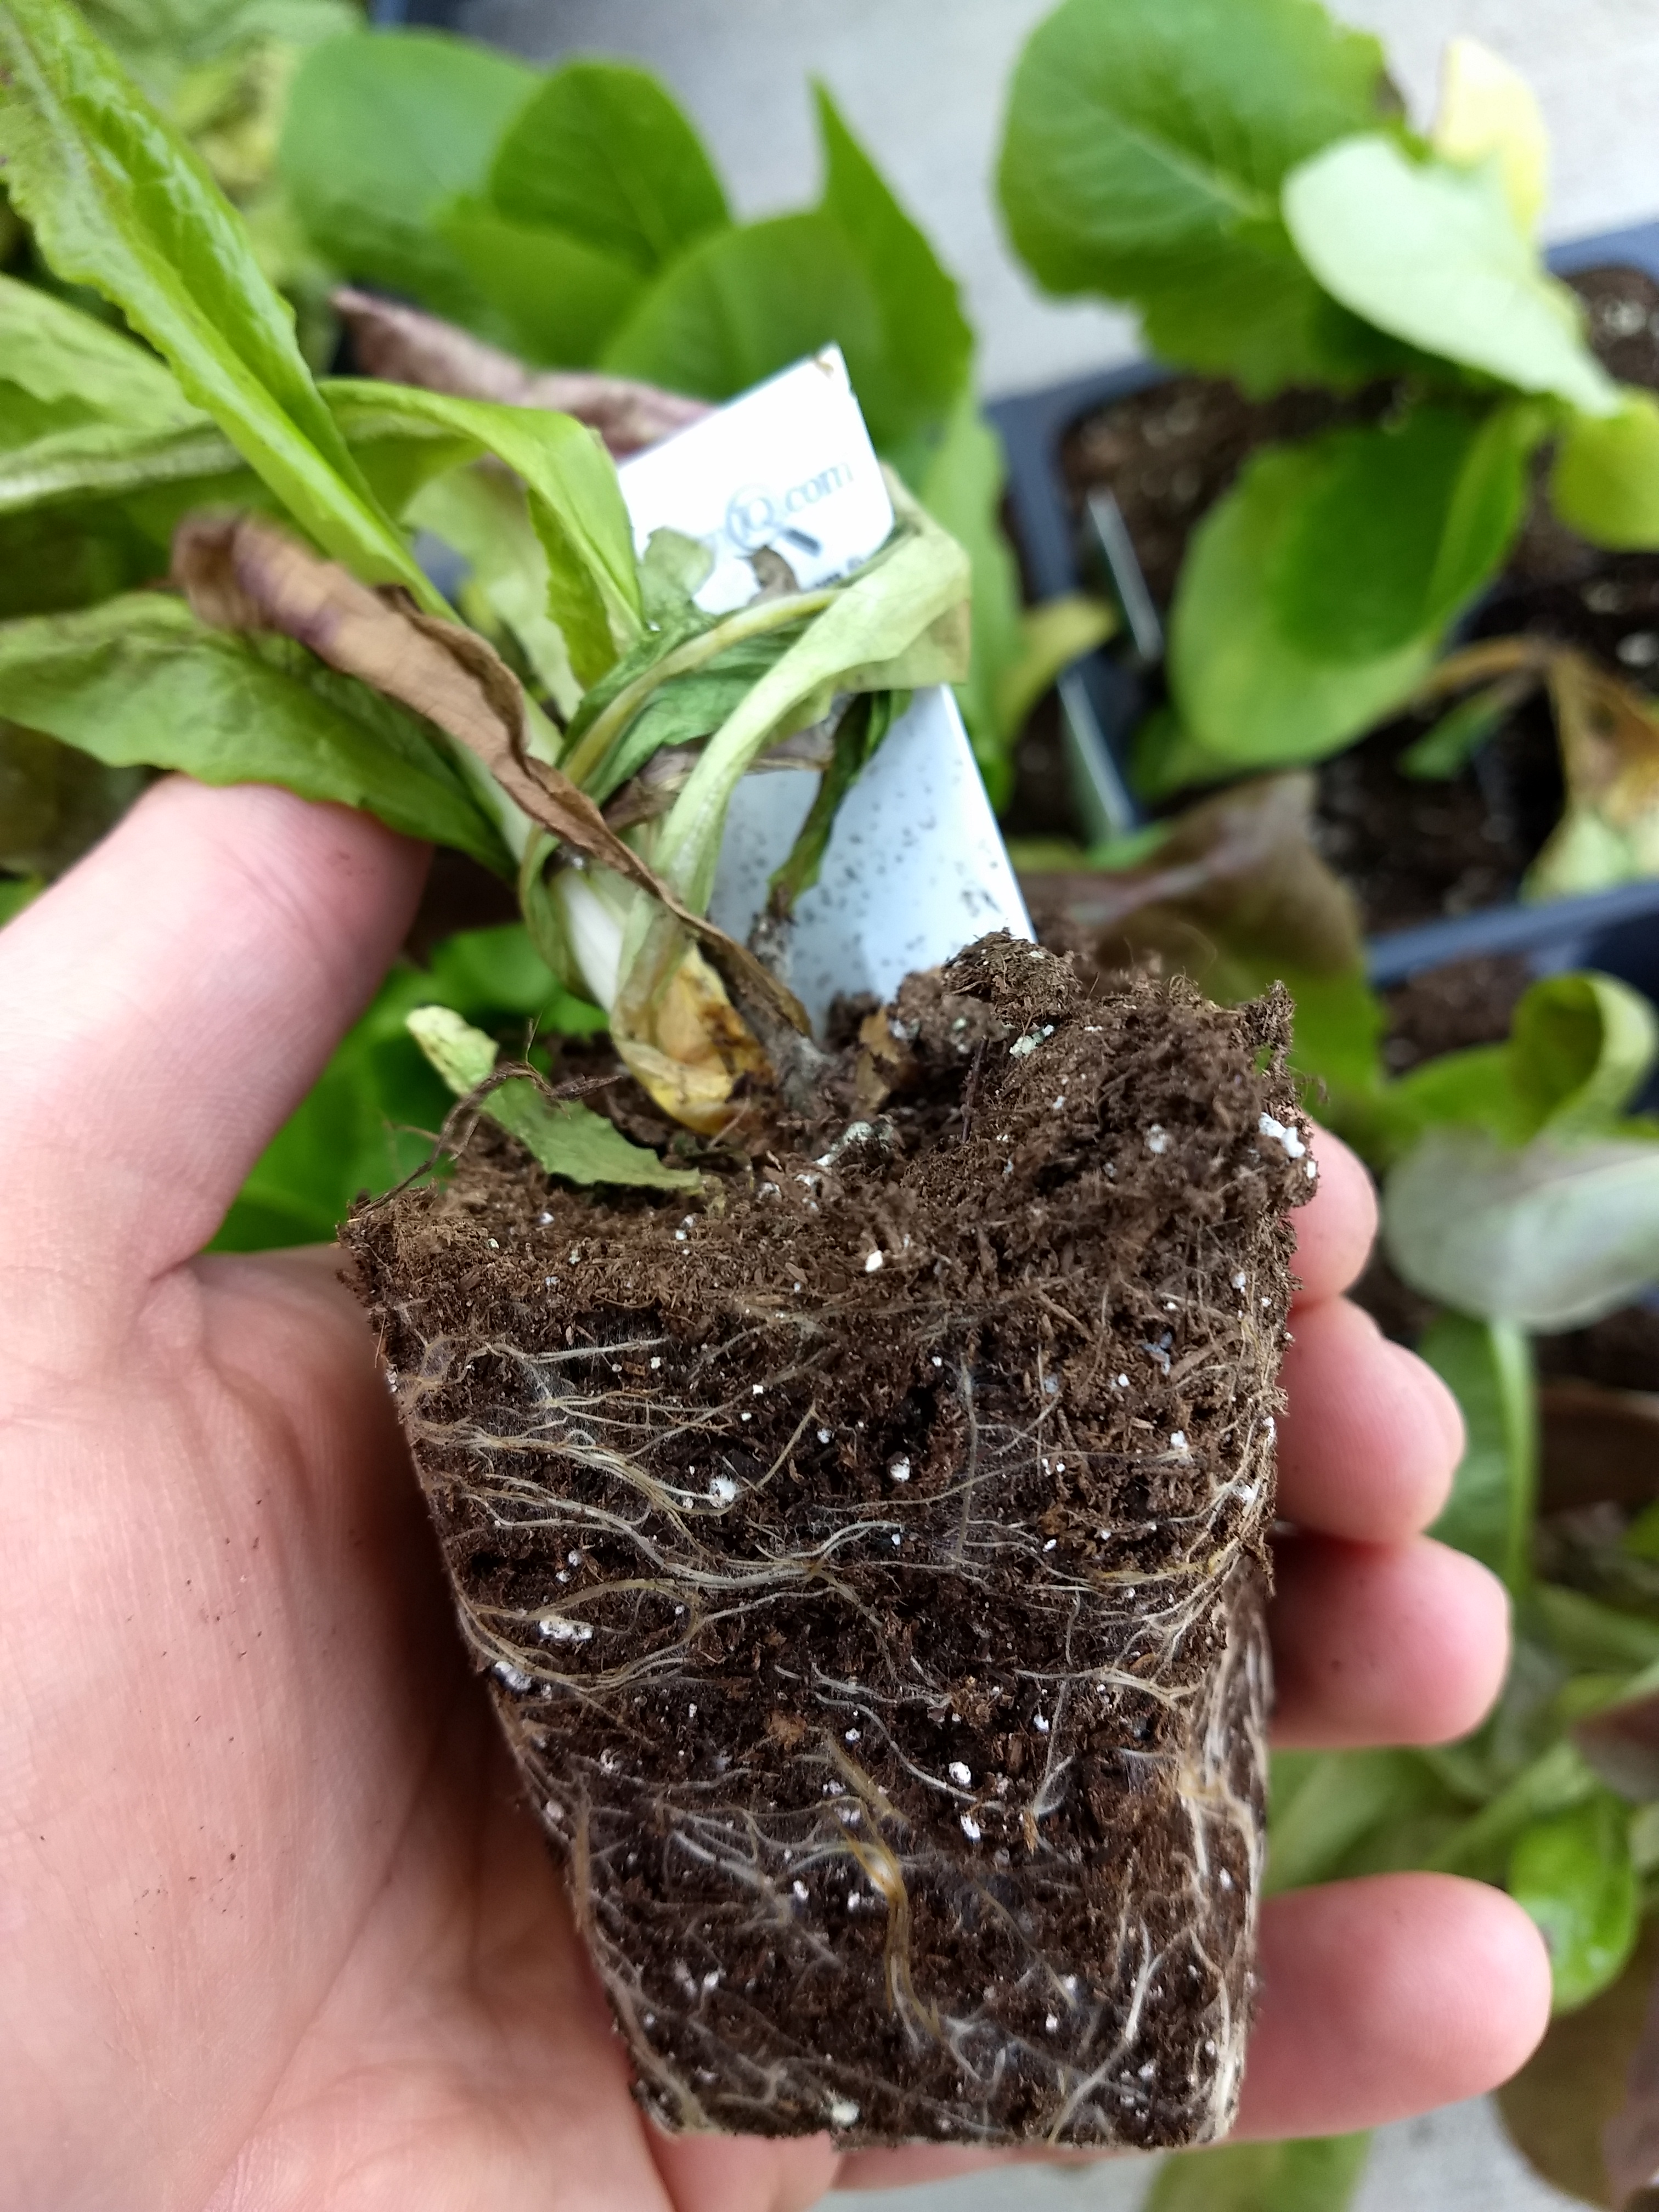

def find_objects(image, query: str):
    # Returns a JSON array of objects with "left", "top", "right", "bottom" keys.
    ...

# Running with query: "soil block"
[{"left": 347, "top": 938, "right": 1312, "bottom": 2148}]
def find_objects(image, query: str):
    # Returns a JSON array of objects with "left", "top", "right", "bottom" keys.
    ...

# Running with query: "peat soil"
[
  {"left": 1046, "top": 266, "right": 1659, "bottom": 938},
  {"left": 347, "top": 938, "right": 1312, "bottom": 2149}
]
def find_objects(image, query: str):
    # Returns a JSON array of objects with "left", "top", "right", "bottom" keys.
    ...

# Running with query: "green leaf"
[
  {"left": 1283, "top": 135, "right": 1620, "bottom": 415},
  {"left": 278, "top": 29, "right": 537, "bottom": 329},
  {"left": 80, "top": 0, "right": 357, "bottom": 103},
  {"left": 1158, "top": 403, "right": 1538, "bottom": 786},
  {"left": 0, "top": 414, "right": 246, "bottom": 515},
  {"left": 1510, "top": 972, "right": 1659, "bottom": 1140},
  {"left": 1419, "top": 1313, "right": 1536, "bottom": 1593},
  {"left": 0, "top": 716, "right": 145, "bottom": 874},
  {"left": 1267, "top": 1747, "right": 1448, "bottom": 1894},
  {"left": 1552, "top": 386, "right": 1659, "bottom": 550},
  {"left": 425, "top": 921, "right": 607, "bottom": 1032},
  {"left": 997, "top": 0, "right": 1398, "bottom": 393},
  {"left": 405, "top": 461, "right": 580, "bottom": 716},
  {"left": 0, "top": 496, "right": 171, "bottom": 619},
  {"left": 1146, "top": 2134, "right": 1372, "bottom": 2211},
  {"left": 433, "top": 196, "right": 644, "bottom": 369},
  {"left": 905, "top": 389, "right": 1025, "bottom": 801},
  {"left": 654, "top": 483, "right": 970, "bottom": 910},
  {"left": 0, "top": 0, "right": 430, "bottom": 596},
  {"left": 1399, "top": 678, "right": 1525, "bottom": 778},
  {"left": 407, "top": 1003, "right": 701, "bottom": 1190},
  {"left": 1509, "top": 1795, "right": 1639, "bottom": 2013},
  {"left": 586, "top": 628, "right": 817, "bottom": 805},
  {"left": 599, "top": 91, "right": 973, "bottom": 453},
  {"left": 767, "top": 687, "right": 905, "bottom": 918},
  {"left": 0, "top": 266, "right": 198, "bottom": 431},
  {"left": 0, "top": 591, "right": 512, "bottom": 870},
  {"left": 1539, "top": 1585, "right": 1659, "bottom": 1675},
  {"left": 1276, "top": 405, "right": 1536, "bottom": 660},
  {"left": 603, "top": 210, "right": 882, "bottom": 418},
  {"left": 324, "top": 379, "right": 643, "bottom": 682},
  {"left": 0, "top": 873, "right": 43, "bottom": 926},
  {"left": 992, "top": 595, "right": 1116, "bottom": 749},
  {"left": 1385, "top": 972, "right": 1658, "bottom": 1157},
  {"left": 812, "top": 83, "right": 973, "bottom": 445},
  {"left": 487, "top": 59, "right": 729, "bottom": 278},
  {"left": 1383, "top": 1125, "right": 1659, "bottom": 1330}
]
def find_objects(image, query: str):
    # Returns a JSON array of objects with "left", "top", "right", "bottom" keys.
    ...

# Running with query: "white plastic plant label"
[
  {"left": 617, "top": 348, "right": 898, "bottom": 613},
  {"left": 616, "top": 348, "right": 1034, "bottom": 1036}
]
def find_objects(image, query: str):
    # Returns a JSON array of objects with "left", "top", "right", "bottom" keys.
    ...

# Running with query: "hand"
[{"left": 0, "top": 780, "right": 1549, "bottom": 2212}]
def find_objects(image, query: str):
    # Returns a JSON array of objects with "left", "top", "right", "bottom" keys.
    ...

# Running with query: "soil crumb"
[{"left": 347, "top": 939, "right": 1311, "bottom": 2149}]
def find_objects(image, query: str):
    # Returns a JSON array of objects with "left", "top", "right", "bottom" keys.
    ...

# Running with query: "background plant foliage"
[
  {"left": 1001, "top": 23, "right": 1659, "bottom": 2176},
  {"left": 274, "top": 27, "right": 1082, "bottom": 802},
  {"left": 1000, "top": 0, "right": 1659, "bottom": 816},
  {"left": 0, "top": 0, "right": 978, "bottom": 1198}
]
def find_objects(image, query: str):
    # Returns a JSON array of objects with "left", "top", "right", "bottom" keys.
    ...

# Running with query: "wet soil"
[
  {"left": 346, "top": 939, "right": 1311, "bottom": 2148},
  {"left": 1046, "top": 266, "right": 1659, "bottom": 936}
]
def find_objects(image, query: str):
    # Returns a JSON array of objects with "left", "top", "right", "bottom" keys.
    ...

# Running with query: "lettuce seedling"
[
  {"left": 0, "top": 0, "right": 969, "bottom": 1178},
  {"left": 999, "top": 0, "right": 1659, "bottom": 794},
  {"left": 276, "top": 35, "right": 1090, "bottom": 803}
]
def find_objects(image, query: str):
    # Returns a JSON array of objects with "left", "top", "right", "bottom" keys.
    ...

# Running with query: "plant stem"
[{"left": 558, "top": 585, "right": 838, "bottom": 790}]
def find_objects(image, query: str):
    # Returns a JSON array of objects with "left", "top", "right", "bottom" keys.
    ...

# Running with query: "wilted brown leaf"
[
  {"left": 333, "top": 289, "right": 711, "bottom": 456},
  {"left": 1021, "top": 772, "right": 1363, "bottom": 992},
  {"left": 1577, "top": 1694, "right": 1659, "bottom": 1805},
  {"left": 171, "top": 512, "right": 807, "bottom": 1040},
  {"left": 1499, "top": 1927, "right": 1659, "bottom": 2208},
  {"left": 1606, "top": 1934, "right": 1659, "bottom": 2207},
  {"left": 1414, "top": 637, "right": 1659, "bottom": 900},
  {"left": 1541, "top": 1381, "right": 1659, "bottom": 1514}
]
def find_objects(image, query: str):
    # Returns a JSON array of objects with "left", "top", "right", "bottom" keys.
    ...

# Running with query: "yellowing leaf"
[
  {"left": 406, "top": 1003, "right": 702, "bottom": 1189},
  {"left": 1432, "top": 36, "right": 1550, "bottom": 236},
  {"left": 1530, "top": 650, "right": 1659, "bottom": 898},
  {"left": 1283, "top": 135, "right": 1617, "bottom": 416},
  {"left": 993, "top": 592, "right": 1116, "bottom": 748}
]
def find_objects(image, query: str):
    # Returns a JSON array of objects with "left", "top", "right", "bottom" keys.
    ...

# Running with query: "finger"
[
  {"left": 0, "top": 779, "right": 426, "bottom": 1287},
  {"left": 1276, "top": 1297, "right": 1465, "bottom": 1541},
  {"left": 1290, "top": 1128, "right": 1376, "bottom": 1307},
  {"left": 837, "top": 1875, "right": 1547, "bottom": 2185},
  {"left": 1235, "top": 1874, "right": 1550, "bottom": 2138},
  {"left": 1270, "top": 1534, "right": 1511, "bottom": 1748},
  {"left": 831, "top": 2142, "right": 1104, "bottom": 2191},
  {"left": 648, "top": 2130, "right": 839, "bottom": 2212}
]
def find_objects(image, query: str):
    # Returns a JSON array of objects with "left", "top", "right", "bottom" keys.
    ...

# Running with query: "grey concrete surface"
[
  {"left": 452, "top": 4, "right": 1651, "bottom": 2203},
  {"left": 462, "top": 0, "right": 1659, "bottom": 398}
]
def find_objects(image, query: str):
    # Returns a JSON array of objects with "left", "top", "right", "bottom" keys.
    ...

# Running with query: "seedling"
[
  {"left": 1000, "top": 0, "right": 1659, "bottom": 808},
  {"left": 0, "top": 0, "right": 1311, "bottom": 2148}
]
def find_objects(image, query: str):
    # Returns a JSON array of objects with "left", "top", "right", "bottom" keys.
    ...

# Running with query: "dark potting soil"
[
  {"left": 346, "top": 939, "right": 1312, "bottom": 2148},
  {"left": 1533, "top": 1306, "right": 1659, "bottom": 1599},
  {"left": 1376, "top": 954, "right": 1535, "bottom": 1076},
  {"left": 1538, "top": 1304, "right": 1659, "bottom": 1397},
  {"left": 1044, "top": 267, "right": 1659, "bottom": 936}
]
